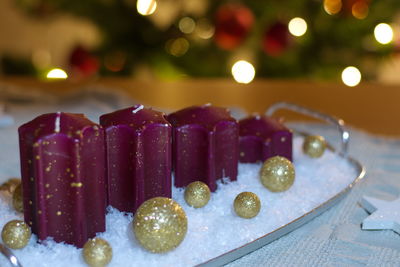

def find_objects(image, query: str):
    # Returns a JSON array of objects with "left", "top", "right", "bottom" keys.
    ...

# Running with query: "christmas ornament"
[
  {"left": 359, "top": 196, "right": 400, "bottom": 234},
  {"left": 12, "top": 183, "right": 23, "bottom": 213},
  {"left": 184, "top": 181, "right": 211, "bottom": 208},
  {"left": 302, "top": 135, "right": 326, "bottom": 158},
  {"left": 262, "top": 22, "right": 291, "bottom": 57},
  {"left": 214, "top": 4, "right": 254, "bottom": 50},
  {"left": 69, "top": 45, "right": 99, "bottom": 78},
  {"left": 133, "top": 197, "right": 188, "bottom": 253},
  {"left": 1, "top": 220, "right": 31, "bottom": 249},
  {"left": 82, "top": 238, "right": 113, "bottom": 267},
  {"left": 260, "top": 156, "right": 295, "bottom": 192},
  {"left": 234, "top": 192, "right": 261, "bottom": 219},
  {"left": 0, "top": 178, "right": 20, "bottom": 194}
]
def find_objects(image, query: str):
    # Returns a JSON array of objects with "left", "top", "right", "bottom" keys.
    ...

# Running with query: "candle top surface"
[
  {"left": 167, "top": 105, "right": 236, "bottom": 130},
  {"left": 239, "top": 115, "right": 290, "bottom": 139},
  {"left": 100, "top": 105, "right": 169, "bottom": 131},
  {"left": 19, "top": 112, "right": 98, "bottom": 141}
]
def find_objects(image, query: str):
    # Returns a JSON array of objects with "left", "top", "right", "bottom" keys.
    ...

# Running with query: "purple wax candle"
[
  {"left": 239, "top": 115, "right": 292, "bottom": 163},
  {"left": 100, "top": 105, "right": 172, "bottom": 212},
  {"left": 167, "top": 104, "right": 239, "bottom": 192},
  {"left": 18, "top": 112, "right": 106, "bottom": 248}
]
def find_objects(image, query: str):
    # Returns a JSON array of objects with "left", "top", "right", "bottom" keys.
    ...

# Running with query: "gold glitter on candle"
[{"left": 70, "top": 182, "right": 83, "bottom": 188}]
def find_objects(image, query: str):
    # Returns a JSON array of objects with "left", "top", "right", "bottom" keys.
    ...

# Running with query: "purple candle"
[
  {"left": 100, "top": 105, "right": 172, "bottom": 212},
  {"left": 239, "top": 115, "right": 292, "bottom": 163},
  {"left": 167, "top": 104, "right": 239, "bottom": 192},
  {"left": 18, "top": 112, "right": 106, "bottom": 248}
]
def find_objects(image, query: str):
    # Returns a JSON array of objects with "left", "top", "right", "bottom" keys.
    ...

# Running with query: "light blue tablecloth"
[{"left": 0, "top": 84, "right": 399, "bottom": 266}]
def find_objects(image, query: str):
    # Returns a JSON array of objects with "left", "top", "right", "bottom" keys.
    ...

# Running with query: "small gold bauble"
[
  {"left": 234, "top": 192, "right": 261, "bottom": 219},
  {"left": 82, "top": 238, "right": 113, "bottom": 267},
  {"left": 260, "top": 156, "right": 295, "bottom": 192},
  {"left": 133, "top": 197, "right": 188, "bottom": 253},
  {"left": 0, "top": 178, "right": 20, "bottom": 194},
  {"left": 1, "top": 220, "right": 31, "bottom": 249},
  {"left": 13, "top": 183, "right": 23, "bottom": 213},
  {"left": 303, "top": 135, "right": 326, "bottom": 158},
  {"left": 184, "top": 181, "right": 211, "bottom": 208}
]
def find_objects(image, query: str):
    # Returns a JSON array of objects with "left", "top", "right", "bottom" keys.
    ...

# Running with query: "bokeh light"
[
  {"left": 137, "top": 0, "right": 157, "bottom": 16},
  {"left": 195, "top": 18, "right": 215, "bottom": 39},
  {"left": 179, "top": 17, "right": 196, "bottom": 34},
  {"left": 231, "top": 60, "right": 255, "bottom": 84},
  {"left": 46, "top": 68, "right": 68, "bottom": 79},
  {"left": 374, "top": 23, "right": 393, "bottom": 45},
  {"left": 352, "top": 1, "right": 369, "bottom": 19},
  {"left": 341, "top": 66, "right": 361, "bottom": 87},
  {"left": 166, "top": 38, "right": 190, "bottom": 57},
  {"left": 324, "top": 0, "right": 342, "bottom": 15},
  {"left": 288, "top": 17, "right": 307, "bottom": 37}
]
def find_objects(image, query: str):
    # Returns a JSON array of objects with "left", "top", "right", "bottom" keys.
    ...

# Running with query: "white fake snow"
[{"left": 0, "top": 137, "right": 357, "bottom": 267}]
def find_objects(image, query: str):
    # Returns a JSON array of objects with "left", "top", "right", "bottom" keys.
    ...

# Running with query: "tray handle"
[
  {"left": 0, "top": 243, "right": 23, "bottom": 267},
  {"left": 266, "top": 102, "right": 349, "bottom": 157}
]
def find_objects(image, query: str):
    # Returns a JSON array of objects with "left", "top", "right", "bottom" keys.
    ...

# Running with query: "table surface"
[
  {"left": 1, "top": 77, "right": 400, "bottom": 136},
  {"left": 0, "top": 78, "right": 399, "bottom": 266}
]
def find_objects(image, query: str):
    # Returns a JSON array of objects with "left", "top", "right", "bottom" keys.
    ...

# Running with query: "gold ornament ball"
[
  {"left": 1, "top": 220, "right": 31, "bottom": 249},
  {"left": 13, "top": 183, "right": 24, "bottom": 213},
  {"left": 184, "top": 181, "right": 211, "bottom": 208},
  {"left": 82, "top": 238, "right": 113, "bottom": 267},
  {"left": 303, "top": 135, "right": 326, "bottom": 158},
  {"left": 234, "top": 192, "right": 261, "bottom": 219},
  {"left": 260, "top": 156, "right": 295, "bottom": 192},
  {"left": 0, "top": 178, "right": 20, "bottom": 194},
  {"left": 133, "top": 197, "right": 188, "bottom": 253}
]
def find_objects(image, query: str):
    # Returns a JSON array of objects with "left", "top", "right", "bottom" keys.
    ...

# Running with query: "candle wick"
[
  {"left": 55, "top": 112, "right": 61, "bottom": 133},
  {"left": 132, "top": 105, "right": 144, "bottom": 114}
]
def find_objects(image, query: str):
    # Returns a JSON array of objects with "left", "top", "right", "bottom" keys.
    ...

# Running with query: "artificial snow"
[{"left": 0, "top": 137, "right": 358, "bottom": 267}]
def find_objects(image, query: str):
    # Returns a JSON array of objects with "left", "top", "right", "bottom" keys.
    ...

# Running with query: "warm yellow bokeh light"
[
  {"left": 341, "top": 66, "right": 361, "bottom": 87},
  {"left": 137, "top": 0, "right": 157, "bottom": 16},
  {"left": 46, "top": 68, "right": 68, "bottom": 79},
  {"left": 179, "top": 17, "right": 196, "bottom": 34},
  {"left": 195, "top": 18, "right": 215, "bottom": 39},
  {"left": 324, "top": 0, "right": 342, "bottom": 15},
  {"left": 374, "top": 23, "right": 394, "bottom": 44},
  {"left": 231, "top": 60, "right": 255, "bottom": 84},
  {"left": 288, "top": 17, "right": 307, "bottom": 37}
]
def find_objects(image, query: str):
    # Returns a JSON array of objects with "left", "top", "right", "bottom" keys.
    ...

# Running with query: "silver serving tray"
[
  {"left": 198, "top": 102, "right": 366, "bottom": 267},
  {"left": 0, "top": 103, "right": 366, "bottom": 267}
]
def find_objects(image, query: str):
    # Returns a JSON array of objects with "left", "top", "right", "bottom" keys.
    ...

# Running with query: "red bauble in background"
[
  {"left": 262, "top": 22, "right": 291, "bottom": 57},
  {"left": 214, "top": 4, "right": 254, "bottom": 50},
  {"left": 69, "top": 45, "right": 99, "bottom": 78}
]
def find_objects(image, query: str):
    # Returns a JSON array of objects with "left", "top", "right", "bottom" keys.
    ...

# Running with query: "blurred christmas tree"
[{"left": 8, "top": 0, "right": 400, "bottom": 83}]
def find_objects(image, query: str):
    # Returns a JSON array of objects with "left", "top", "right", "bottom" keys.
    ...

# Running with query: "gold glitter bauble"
[
  {"left": 82, "top": 238, "right": 113, "bottom": 267},
  {"left": 1, "top": 220, "right": 31, "bottom": 249},
  {"left": 0, "top": 178, "right": 20, "bottom": 194},
  {"left": 234, "top": 192, "right": 261, "bottom": 219},
  {"left": 184, "top": 181, "right": 211, "bottom": 208},
  {"left": 303, "top": 135, "right": 326, "bottom": 158},
  {"left": 260, "top": 156, "right": 295, "bottom": 192},
  {"left": 13, "top": 183, "right": 23, "bottom": 213},
  {"left": 133, "top": 197, "right": 188, "bottom": 253}
]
